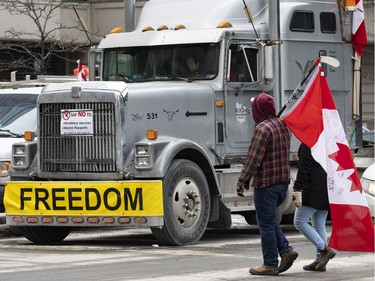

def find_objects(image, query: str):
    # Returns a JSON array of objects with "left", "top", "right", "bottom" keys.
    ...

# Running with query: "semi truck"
[{"left": 4, "top": 0, "right": 362, "bottom": 245}]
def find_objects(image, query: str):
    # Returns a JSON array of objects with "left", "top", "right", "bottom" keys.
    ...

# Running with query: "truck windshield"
[
  {"left": 102, "top": 43, "right": 220, "bottom": 82},
  {"left": 0, "top": 94, "right": 37, "bottom": 136}
]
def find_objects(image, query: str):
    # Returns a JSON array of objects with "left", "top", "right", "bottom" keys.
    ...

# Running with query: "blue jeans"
[
  {"left": 294, "top": 205, "right": 328, "bottom": 261},
  {"left": 254, "top": 183, "right": 293, "bottom": 268}
]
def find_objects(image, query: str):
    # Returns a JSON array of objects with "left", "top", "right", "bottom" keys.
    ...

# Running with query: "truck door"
[{"left": 224, "top": 43, "right": 259, "bottom": 153}]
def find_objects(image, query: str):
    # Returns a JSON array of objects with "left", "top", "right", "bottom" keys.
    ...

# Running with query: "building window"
[
  {"left": 290, "top": 11, "right": 314, "bottom": 32},
  {"left": 320, "top": 12, "right": 336, "bottom": 34}
]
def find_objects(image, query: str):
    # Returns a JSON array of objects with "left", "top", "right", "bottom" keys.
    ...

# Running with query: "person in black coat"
[{"left": 293, "top": 143, "right": 336, "bottom": 272}]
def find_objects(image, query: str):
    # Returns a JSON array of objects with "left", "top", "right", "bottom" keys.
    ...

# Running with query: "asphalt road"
[{"left": 0, "top": 214, "right": 374, "bottom": 281}]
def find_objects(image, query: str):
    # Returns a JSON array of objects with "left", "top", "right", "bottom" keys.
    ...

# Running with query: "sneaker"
[
  {"left": 278, "top": 249, "right": 298, "bottom": 273},
  {"left": 249, "top": 265, "right": 279, "bottom": 276},
  {"left": 303, "top": 261, "right": 326, "bottom": 272}
]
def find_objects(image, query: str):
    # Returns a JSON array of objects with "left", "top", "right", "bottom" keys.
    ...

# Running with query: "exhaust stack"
[{"left": 124, "top": 0, "right": 136, "bottom": 32}]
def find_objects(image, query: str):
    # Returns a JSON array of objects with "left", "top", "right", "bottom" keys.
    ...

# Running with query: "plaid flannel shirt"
[{"left": 237, "top": 116, "right": 291, "bottom": 189}]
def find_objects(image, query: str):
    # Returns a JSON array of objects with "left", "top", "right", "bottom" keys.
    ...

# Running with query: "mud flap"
[{"left": 207, "top": 200, "right": 232, "bottom": 229}]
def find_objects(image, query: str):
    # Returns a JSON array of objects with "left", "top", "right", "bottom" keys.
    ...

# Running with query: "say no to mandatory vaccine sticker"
[{"left": 61, "top": 109, "right": 94, "bottom": 135}]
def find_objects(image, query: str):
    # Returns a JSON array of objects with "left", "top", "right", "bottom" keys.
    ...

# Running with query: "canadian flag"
[
  {"left": 352, "top": 0, "right": 368, "bottom": 56},
  {"left": 77, "top": 59, "right": 87, "bottom": 81},
  {"left": 283, "top": 65, "right": 375, "bottom": 252}
]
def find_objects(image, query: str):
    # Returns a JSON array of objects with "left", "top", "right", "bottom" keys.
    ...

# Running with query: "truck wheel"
[
  {"left": 151, "top": 159, "right": 210, "bottom": 246},
  {"left": 17, "top": 226, "right": 71, "bottom": 244}
]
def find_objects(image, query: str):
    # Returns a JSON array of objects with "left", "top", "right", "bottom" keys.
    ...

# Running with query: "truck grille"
[{"left": 39, "top": 102, "right": 117, "bottom": 173}]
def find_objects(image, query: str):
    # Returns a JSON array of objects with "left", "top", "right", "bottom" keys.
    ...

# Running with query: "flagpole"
[
  {"left": 276, "top": 59, "right": 319, "bottom": 117},
  {"left": 277, "top": 56, "right": 340, "bottom": 117}
]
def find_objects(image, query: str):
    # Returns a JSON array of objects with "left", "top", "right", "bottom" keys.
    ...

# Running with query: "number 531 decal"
[{"left": 147, "top": 113, "right": 158, "bottom": 119}]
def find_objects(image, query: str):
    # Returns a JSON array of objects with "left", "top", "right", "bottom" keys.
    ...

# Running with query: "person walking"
[
  {"left": 293, "top": 143, "right": 336, "bottom": 271},
  {"left": 236, "top": 93, "right": 298, "bottom": 276}
]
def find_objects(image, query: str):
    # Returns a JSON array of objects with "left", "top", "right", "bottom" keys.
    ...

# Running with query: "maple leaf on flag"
[{"left": 328, "top": 143, "right": 362, "bottom": 193}]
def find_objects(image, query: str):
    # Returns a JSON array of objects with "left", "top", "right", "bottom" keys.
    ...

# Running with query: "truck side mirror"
[
  {"left": 226, "top": 49, "right": 232, "bottom": 81},
  {"left": 264, "top": 45, "right": 274, "bottom": 80},
  {"left": 88, "top": 47, "right": 102, "bottom": 81}
]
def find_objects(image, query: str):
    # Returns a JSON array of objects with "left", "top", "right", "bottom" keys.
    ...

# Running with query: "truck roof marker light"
[
  {"left": 147, "top": 129, "right": 158, "bottom": 140},
  {"left": 217, "top": 21, "right": 233, "bottom": 28},
  {"left": 174, "top": 24, "right": 186, "bottom": 30},
  {"left": 142, "top": 26, "right": 154, "bottom": 32},
  {"left": 110, "top": 27, "right": 123, "bottom": 33},
  {"left": 216, "top": 101, "right": 225, "bottom": 107},
  {"left": 157, "top": 25, "right": 169, "bottom": 31},
  {"left": 24, "top": 131, "right": 35, "bottom": 141},
  {"left": 345, "top": 0, "right": 356, "bottom": 11}
]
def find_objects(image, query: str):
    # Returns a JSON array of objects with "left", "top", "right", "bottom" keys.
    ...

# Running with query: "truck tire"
[
  {"left": 16, "top": 226, "right": 71, "bottom": 244},
  {"left": 151, "top": 159, "right": 210, "bottom": 246}
]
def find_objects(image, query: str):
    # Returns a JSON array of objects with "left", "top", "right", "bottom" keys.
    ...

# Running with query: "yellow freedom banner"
[{"left": 5, "top": 181, "right": 163, "bottom": 216}]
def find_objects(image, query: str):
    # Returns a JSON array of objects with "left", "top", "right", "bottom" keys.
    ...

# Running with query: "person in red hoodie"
[{"left": 236, "top": 93, "right": 298, "bottom": 276}]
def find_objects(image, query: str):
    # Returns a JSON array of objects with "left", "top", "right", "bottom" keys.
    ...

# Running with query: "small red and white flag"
[
  {"left": 352, "top": 0, "right": 368, "bottom": 56},
  {"left": 77, "top": 59, "right": 87, "bottom": 81},
  {"left": 283, "top": 64, "right": 375, "bottom": 252}
]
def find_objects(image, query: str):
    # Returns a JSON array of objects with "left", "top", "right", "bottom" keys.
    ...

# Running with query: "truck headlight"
[
  {"left": 136, "top": 145, "right": 149, "bottom": 156},
  {"left": 14, "top": 146, "right": 26, "bottom": 155},
  {"left": 12, "top": 144, "right": 29, "bottom": 169},
  {"left": 136, "top": 157, "right": 151, "bottom": 167},
  {"left": 361, "top": 177, "right": 375, "bottom": 197},
  {"left": 135, "top": 144, "right": 154, "bottom": 169}
]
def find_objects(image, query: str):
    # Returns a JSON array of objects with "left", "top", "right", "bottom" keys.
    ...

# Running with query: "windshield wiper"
[
  {"left": 168, "top": 75, "right": 192, "bottom": 82},
  {"left": 0, "top": 129, "right": 23, "bottom": 138},
  {"left": 118, "top": 74, "right": 133, "bottom": 83}
]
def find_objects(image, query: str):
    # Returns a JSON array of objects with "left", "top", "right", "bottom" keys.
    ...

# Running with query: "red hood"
[{"left": 252, "top": 93, "right": 276, "bottom": 123}]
